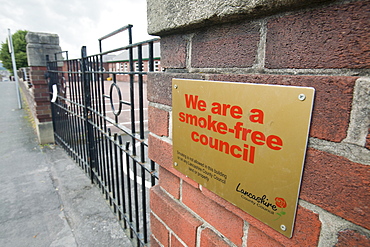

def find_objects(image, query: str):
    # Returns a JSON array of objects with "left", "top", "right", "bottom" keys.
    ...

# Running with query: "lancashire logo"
[
  {"left": 274, "top": 197, "right": 287, "bottom": 221},
  {"left": 235, "top": 183, "right": 289, "bottom": 218},
  {"left": 236, "top": 183, "right": 278, "bottom": 214}
]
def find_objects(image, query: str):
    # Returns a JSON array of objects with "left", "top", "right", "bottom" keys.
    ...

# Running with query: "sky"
[{"left": 0, "top": 0, "right": 156, "bottom": 59}]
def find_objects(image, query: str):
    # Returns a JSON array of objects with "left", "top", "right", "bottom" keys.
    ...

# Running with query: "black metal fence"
[{"left": 47, "top": 25, "right": 159, "bottom": 246}]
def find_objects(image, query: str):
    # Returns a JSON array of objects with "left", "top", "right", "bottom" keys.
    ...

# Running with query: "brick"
[
  {"left": 34, "top": 97, "right": 49, "bottom": 102},
  {"left": 148, "top": 134, "right": 173, "bottom": 170},
  {"left": 33, "top": 84, "right": 45, "bottom": 89},
  {"left": 37, "top": 101, "right": 51, "bottom": 106},
  {"left": 31, "top": 77, "right": 47, "bottom": 82},
  {"left": 191, "top": 20, "right": 260, "bottom": 68},
  {"left": 202, "top": 186, "right": 320, "bottom": 246},
  {"left": 220, "top": 203, "right": 321, "bottom": 246},
  {"left": 182, "top": 181, "right": 244, "bottom": 246},
  {"left": 148, "top": 134, "right": 201, "bottom": 189},
  {"left": 200, "top": 228, "right": 230, "bottom": 247},
  {"left": 247, "top": 226, "right": 284, "bottom": 247},
  {"left": 266, "top": 1, "right": 370, "bottom": 69},
  {"left": 208, "top": 74, "right": 356, "bottom": 142},
  {"left": 150, "top": 236, "right": 161, "bottom": 247},
  {"left": 150, "top": 213, "right": 170, "bottom": 247},
  {"left": 30, "top": 69, "right": 47, "bottom": 75},
  {"left": 301, "top": 148, "right": 370, "bottom": 230},
  {"left": 37, "top": 114, "right": 52, "bottom": 121},
  {"left": 148, "top": 106, "right": 169, "bottom": 137},
  {"left": 33, "top": 87, "right": 49, "bottom": 94},
  {"left": 30, "top": 66, "right": 47, "bottom": 71},
  {"left": 31, "top": 80, "right": 48, "bottom": 85},
  {"left": 182, "top": 175, "right": 199, "bottom": 189},
  {"left": 201, "top": 186, "right": 230, "bottom": 209},
  {"left": 34, "top": 96, "right": 44, "bottom": 103},
  {"left": 161, "top": 34, "right": 187, "bottom": 69},
  {"left": 150, "top": 186, "right": 202, "bottom": 246},
  {"left": 147, "top": 72, "right": 205, "bottom": 106},
  {"left": 38, "top": 110, "right": 51, "bottom": 116},
  {"left": 38, "top": 118, "right": 51, "bottom": 123},
  {"left": 335, "top": 230, "right": 370, "bottom": 247},
  {"left": 170, "top": 234, "right": 186, "bottom": 247},
  {"left": 148, "top": 135, "right": 199, "bottom": 188},
  {"left": 34, "top": 98, "right": 50, "bottom": 103},
  {"left": 30, "top": 75, "right": 41, "bottom": 80},
  {"left": 159, "top": 167, "right": 181, "bottom": 199},
  {"left": 36, "top": 105, "right": 50, "bottom": 111}
]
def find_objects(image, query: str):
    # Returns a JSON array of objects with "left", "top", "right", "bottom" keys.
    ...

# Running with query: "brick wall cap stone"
[
  {"left": 26, "top": 32, "right": 62, "bottom": 66},
  {"left": 147, "top": 0, "right": 335, "bottom": 35}
]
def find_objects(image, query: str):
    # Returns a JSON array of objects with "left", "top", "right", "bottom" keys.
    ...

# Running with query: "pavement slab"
[{"left": 0, "top": 81, "right": 132, "bottom": 247}]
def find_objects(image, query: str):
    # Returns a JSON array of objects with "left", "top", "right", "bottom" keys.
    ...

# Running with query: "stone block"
[
  {"left": 26, "top": 32, "right": 62, "bottom": 67},
  {"left": 36, "top": 121, "right": 55, "bottom": 144},
  {"left": 147, "top": 0, "right": 334, "bottom": 35}
]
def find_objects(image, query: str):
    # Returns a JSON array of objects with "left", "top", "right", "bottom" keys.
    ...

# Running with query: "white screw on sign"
[{"left": 298, "top": 94, "right": 306, "bottom": 101}]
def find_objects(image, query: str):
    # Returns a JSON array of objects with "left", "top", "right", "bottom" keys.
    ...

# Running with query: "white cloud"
[{"left": 0, "top": 0, "right": 155, "bottom": 59}]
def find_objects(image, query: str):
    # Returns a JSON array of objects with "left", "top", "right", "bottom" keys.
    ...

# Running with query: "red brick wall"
[
  {"left": 148, "top": 1, "right": 370, "bottom": 246},
  {"left": 21, "top": 66, "right": 52, "bottom": 123}
]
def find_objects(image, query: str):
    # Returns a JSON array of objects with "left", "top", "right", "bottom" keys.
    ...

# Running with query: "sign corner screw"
[
  {"left": 298, "top": 94, "right": 306, "bottom": 101},
  {"left": 174, "top": 85, "right": 178, "bottom": 89},
  {"left": 174, "top": 162, "right": 178, "bottom": 167},
  {"left": 280, "top": 225, "right": 287, "bottom": 231}
]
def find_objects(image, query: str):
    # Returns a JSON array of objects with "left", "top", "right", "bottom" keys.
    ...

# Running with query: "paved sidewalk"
[{"left": 0, "top": 81, "right": 132, "bottom": 247}]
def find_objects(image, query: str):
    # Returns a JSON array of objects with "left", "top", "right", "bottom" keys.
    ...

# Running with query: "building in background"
[{"left": 106, "top": 41, "right": 160, "bottom": 82}]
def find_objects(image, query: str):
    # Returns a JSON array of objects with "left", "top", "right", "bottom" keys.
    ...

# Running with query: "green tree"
[{"left": 0, "top": 30, "right": 28, "bottom": 74}]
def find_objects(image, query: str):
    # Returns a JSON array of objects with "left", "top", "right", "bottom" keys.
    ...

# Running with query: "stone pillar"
[
  {"left": 25, "top": 32, "right": 62, "bottom": 144},
  {"left": 147, "top": 0, "right": 370, "bottom": 246}
]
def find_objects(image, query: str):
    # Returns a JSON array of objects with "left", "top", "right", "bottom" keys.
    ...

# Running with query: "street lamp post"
[{"left": 8, "top": 28, "right": 22, "bottom": 109}]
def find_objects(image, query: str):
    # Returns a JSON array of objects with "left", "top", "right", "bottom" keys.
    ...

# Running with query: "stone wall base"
[{"left": 36, "top": 120, "right": 54, "bottom": 144}]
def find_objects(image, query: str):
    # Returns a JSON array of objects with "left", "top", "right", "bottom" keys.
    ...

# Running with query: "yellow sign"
[{"left": 172, "top": 79, "right": 315, "bottom": 238}]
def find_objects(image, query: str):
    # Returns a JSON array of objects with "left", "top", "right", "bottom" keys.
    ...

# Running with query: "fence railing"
[{"left": 47, "top": 25, "right": 160, "bottom": 246}]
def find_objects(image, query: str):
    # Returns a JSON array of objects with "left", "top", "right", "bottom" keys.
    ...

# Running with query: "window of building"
[
  {"left": 135, "top": 62, "right": 144, "bottom": 72},
  {"left": 154, "top": 60, "right": 160, "bottom": 72}
]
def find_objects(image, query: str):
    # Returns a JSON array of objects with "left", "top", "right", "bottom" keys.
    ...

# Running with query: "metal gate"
[{"left": 47, "top": 25, "right": 159, "bottom": 246}]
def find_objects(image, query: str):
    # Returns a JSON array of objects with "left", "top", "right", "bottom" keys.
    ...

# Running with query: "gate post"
[
  {"left": 23, "top": 32, "right": 63, "bottom": 144},
  {"left": 81, "top": 46, "right": 98, "bottom": 183}
]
